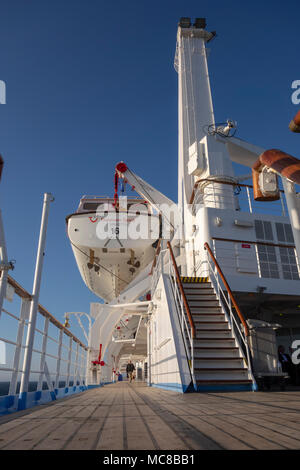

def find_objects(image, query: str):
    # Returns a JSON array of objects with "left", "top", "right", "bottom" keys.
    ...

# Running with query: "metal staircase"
[
  {"left": 181, "top": 278, "right": 254, "bottom": 391},
  {"left": 151, "top": 241, "right": 256, "bottom": 392}
]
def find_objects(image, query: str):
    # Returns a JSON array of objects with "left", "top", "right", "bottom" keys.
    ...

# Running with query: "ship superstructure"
[{"left": 66, "top": 18, "right": 300, "bottom": 392}]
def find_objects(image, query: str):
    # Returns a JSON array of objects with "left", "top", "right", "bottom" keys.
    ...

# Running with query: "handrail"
[
  {"left": 211, "top": 237, "right": 295, "bottom": 250},
  {"left": 204, "top": 242, "right": 249, "bottom": 337},
  {"left": 5, "top": 274, "right": 87, "bottom": 350},
  {"left": 189, "top": 177, "right": 286, "bottom": 205},
  {"left": 167, "top": 241, "right": 196, "bottom": 339},
  {"left": 150, "top": 239, "right": 161, "bottom": 275}
]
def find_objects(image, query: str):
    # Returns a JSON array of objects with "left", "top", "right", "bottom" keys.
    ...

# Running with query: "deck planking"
[{"left": 0, "top": 382, "right": 300, "bottom": 450}]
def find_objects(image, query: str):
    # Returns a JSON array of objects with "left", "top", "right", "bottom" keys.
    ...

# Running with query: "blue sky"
[{"left": 0, "top": 0, "right": 299, "bottom": 343}]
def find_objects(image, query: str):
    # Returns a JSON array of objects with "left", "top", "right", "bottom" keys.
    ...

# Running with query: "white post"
[
  {"left": 282, "top": 179, "right": 300, "bottom": 263},
  {"left": 65, "top": 311, "right": 91, "bottom": 385},
  {"left": 55, "top": 329, "right": 63, "bottom": 389},
  {"left": 19, "top": 193, "right": 54, "bottom": 404},
  {"left": 37, "top": 317, "right": 49, "bottom": 391},
  {"left": 86, "top": 317, "right": 92, "bottom": 386},
  {"left": 0, "top": 209, "right": 10, "bottom": 318},
  {"left": 246, "top": 186, "right": 253, "bottom": 214},
  {"left": 161, "top": 239, "right": 165, "bottom": 275},
  {"left": 74, "top": 342, "right": 79, "bottom": 386},
  {"left": 9, "top": 298, "right": 30, "bottom": 396},
  {"left": 147, "top": 319, "right": 151, "bottom": 386},
  {"left": 80, "top": 346, "right": 85, "bottom": 387},
  {"left": 279, "top": 191, "right": 286, "bottom": 217},
  {"left": 66, "top": 336, "right": 72, "bottom": 388}
]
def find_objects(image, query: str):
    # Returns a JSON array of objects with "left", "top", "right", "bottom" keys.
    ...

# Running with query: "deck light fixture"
[
  {"left": 194, "top": 18, "right": 206, "bottom": 29},
  {"left": 179, "top": 17, "right": 191, "bottom": 28}
]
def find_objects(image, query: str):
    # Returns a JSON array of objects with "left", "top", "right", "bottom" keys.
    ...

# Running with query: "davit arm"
[{"left": 115, "top": 161, "right": 180, "bottom": 235}]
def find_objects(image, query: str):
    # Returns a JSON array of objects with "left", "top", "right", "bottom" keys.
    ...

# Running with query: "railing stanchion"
[
  {"left": 81, "top": 347, "right": 85, "bottom": 386},
  {"left": 55, "top": 329, "right": 63, "bottom": 389},
  {"left": 9, "top": 298, "right": 30, "bottom": 396},
  {"left": 0, "top": 209, "right": 10, "bottom": 319},
  {"left": 37, "top": 317, "right": 50, "bottom": 391},
  {"left": 246, "top": 186, "right": 253, "bottom": 213},
  {"left": 19, "top": 193, "right": 54, "bottom": 402},
  {"left": 74, "top": 342, "right": 79, "bottom": 386},
  {"left": 66, "top": 336, "right": 72, "bottom": 387},
  {"left": 279, "top": 191, "right": 286, "bottom": 217}
]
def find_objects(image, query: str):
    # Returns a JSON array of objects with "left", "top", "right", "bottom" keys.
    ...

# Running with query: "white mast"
[
  {"left": 176, "top": 17, "right": 216, "bottom": 209},
  {"left": 176, "top": 18, "right": 237, "bottom": 274}
]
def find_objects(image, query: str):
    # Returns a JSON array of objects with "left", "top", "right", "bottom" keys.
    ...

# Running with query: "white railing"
[
  {"left": 210, "top": 238, "right": 300, "bottom": 281},
  {"left": 151, "top": 241, "right": 196, "bottom": 388},
  {"left": 204, "top": 244, "right": 255, "bottom": 385},
  {"left": 167, "top": 251, "right": 196, "bottom": 388},
  {"left": 192, "top": 181, "right": 289, "bottom": 217},
  {"left": 0, "top": 276, "right": 88, "bottom": 409}
]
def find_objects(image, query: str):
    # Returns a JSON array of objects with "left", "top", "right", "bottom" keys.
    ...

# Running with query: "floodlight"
[
  {"left": 179, "top": 17, "right": 191, "bottom": 28},
  {"left": 194, "top": 18, "right": 206, "bottom": 29}
]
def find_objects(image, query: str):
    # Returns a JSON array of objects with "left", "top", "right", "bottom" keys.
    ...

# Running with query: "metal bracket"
[{"left": 0, "top": 260, "right": 15, "bottom": 271}]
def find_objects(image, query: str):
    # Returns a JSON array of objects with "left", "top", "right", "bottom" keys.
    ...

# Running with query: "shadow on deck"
[{"left": 1, "top": 381, "right": 300, "bottom": 450}]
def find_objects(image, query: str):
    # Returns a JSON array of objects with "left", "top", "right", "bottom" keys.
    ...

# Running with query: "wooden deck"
[{"left": 1, "top": 382, "right": 300, "bottom": 450}]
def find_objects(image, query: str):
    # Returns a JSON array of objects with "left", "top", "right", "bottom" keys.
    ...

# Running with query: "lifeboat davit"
[{"left": 66, "top": 196, "right": 160, "bottom": 301}]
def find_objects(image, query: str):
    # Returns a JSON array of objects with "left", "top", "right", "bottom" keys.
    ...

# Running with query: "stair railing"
[
  {"left": 166, "top": 241, "right": 196, "bottom": 388},
  {"left": 204, "top": 242, "right": 254, "bottom": 381},
  {"left": 150, "top": 239, "right": 163, "bottom": 294}
]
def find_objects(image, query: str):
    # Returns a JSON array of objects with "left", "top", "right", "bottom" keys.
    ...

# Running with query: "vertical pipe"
[
  {"left": 55, "top": 329, "right": 63, "bottom": 389},
  {"left": 279, "top": 191, "right": 286, "bottom": 217},
  {"left": 80, "top": 346, "right": 85, "bottom": 387},
  {"left": 147, "top": 319, "right": 151, "bottom": 386},
  {"left": 9, "top": 298, "right": 30, "bottom": 396},
  {"left": 37, "top": 317, "right": 49, "bottom": 391},
  {"left": 282, "top": 179, "right": 300, "bottom": 264},
  {"left": 86, "top": 316, "right": 92, "bottom": 386},
  {"left": 0, "top": 210, "right": 10, "bottom": 319},
  {"left": 19, "top": 193, "right": 54, "bottom": 407},
  {"left": 294, "top": 247, "right": 300, "bottom": 277},
  {"left": 160, "top": 239, "right": 165, "bottom": 275},
  {"left": 74, "top": 342, "right": 79, "bottom": 386},
  {"left": 66, "top": 336, "right": 72, "bottom": 388},
  {"left": 246, "top": 186, "right": 253, "bottom": 214}
]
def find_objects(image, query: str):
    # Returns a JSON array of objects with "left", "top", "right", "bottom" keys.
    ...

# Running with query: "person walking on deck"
[{"left": 126, "top": 360, "right": 135, "bottom": 383}]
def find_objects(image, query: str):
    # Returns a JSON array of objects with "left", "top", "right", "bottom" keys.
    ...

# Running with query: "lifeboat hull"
[{"left": 67, "top": 210, "right": 159, "bottom": 301}]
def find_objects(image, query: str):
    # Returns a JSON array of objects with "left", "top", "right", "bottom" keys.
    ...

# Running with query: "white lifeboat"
[{"left": 66, "top": 196, "right": 160, "bottom": 301}]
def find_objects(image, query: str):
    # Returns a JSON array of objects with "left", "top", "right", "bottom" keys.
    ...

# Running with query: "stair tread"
[
  {"left": 195, "top": 367, "right": 247, "bottom": 370},
  {"left": 196, "top": 379, "right": 252, "bottom": 384},
  {"left": 194, "top": 338, "right": 235, "bottom": 341},
  {"left": 195, "top": 329, "right": 231, "bottom": 331},
  {"left": 189, "top": 305, "right": 223, "bottom": 315},
  {"left": 193, "top": 321, "right": 228, "bottom": 324},
  {"left": 182, "top": 285, "right": 212, "bottom": 288},
  {"left": 190, "top": 308, "right": 222, "bottom": 310},
  {"left": 191, "top": 314, "right": 225, "bottom": 317},
  {"left": 186, "top": 299, "right": 218, "bottom": 301},
  {"left": 195, "top": 357, "right": 243, "bottom": 360},
  {"left": 194, "top": 347, "right": 239, "bottom": 350},
  {"left": 185, "top": 294, "right": 216, "bottom": 297},
  {"left": 190, "top": 305, "right": 220, "bottom": 308}
]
